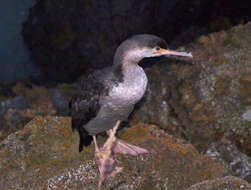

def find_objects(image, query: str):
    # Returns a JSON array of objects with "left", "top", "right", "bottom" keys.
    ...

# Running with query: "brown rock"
[
  {"left": 240, "top": 74, "right": 251, "bottom": 106},
  {"left": 185, "top": 176, "right": 251, "bottom": 190},
  {"left": 0, "top": 117, "right": 230, "bottom": 189},
  {"left": 133, "top": 21, "right": 251, "bottom": 158}
]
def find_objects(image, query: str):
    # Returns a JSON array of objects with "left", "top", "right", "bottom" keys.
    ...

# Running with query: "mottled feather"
[{"left": 69, "top": 65, "right": 123, "bottom": 151}]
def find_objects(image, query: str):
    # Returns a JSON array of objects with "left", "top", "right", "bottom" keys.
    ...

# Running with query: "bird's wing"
[{"left": 69, "top": 69, "right": 110, "bottom": 151}]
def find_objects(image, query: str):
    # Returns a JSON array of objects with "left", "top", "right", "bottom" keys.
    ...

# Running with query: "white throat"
[{"left": 109, "top": 64, "right": 148, "bottom": 106}]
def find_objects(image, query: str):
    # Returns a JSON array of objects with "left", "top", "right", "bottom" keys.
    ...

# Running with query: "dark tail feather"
[
  {"left": 78, "top": 126, "right": 93, "bottom": 152},
  {"left": 71, "top": 118, "right": 93, "bottom": 152}
]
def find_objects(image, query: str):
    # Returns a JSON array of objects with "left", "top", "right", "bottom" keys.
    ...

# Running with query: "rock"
[
  {"left": 4, "top": 95, "right": 27, "bottom": 110},
  {"left": 133, "top": 21, "right": 251, "bottom": 157},
  {"left": 185, "top": 176, "right": 251, "bottom": 190},
  {"left": 0, "top": 83, "right": 16, "bottom": 100},
  {"left": 22, "top": 0, "right": 162, "bottom": 81},
  {"left": 0, "top": 83, "right": 52, "bottom": 141},
  {"left": 22, "top": 0, "right": 247, "bottom": 82},
  {"left": 0, "top": 81, "right": 77, "bottom": 142},
  {"left": 242, "top": 109, "right": 251, "bottom": 122},
  {"left": 206, "top": 139, "right": 251, "bottom": 181},
  {"left": 0, "top": 96, "right": 28, "bottom": 117},
  {"left": 0, "top": 103, "right": 6, "bottom": 116},
  {"left": 4, "top": 108, "right": 22, "bottom": 126},
  {"left": 0, "top": 116, "right": 230, "bottom": 189},
  {"left": 177, "top": 22, "right": 251, "bottom": 156},
  {"left": 0, "top": 108, "right": 31, "bottom": 143},
  {"left": 0, "top": 117, "right": 3, "bottom": 129},
  {"left": 8, "top": 96, "right": 28, "bottom": 110},
  {"left": 50, "top": 89, "right": 69, "bottom": 116}
]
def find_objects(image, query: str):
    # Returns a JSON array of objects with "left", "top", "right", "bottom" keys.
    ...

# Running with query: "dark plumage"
[
  {"left": 70, "top": 65, "right": 122, "bottom": 151},
  {"left": 70, "top": 34, "right": 192, "bottom": 152},
  {"left": 69, "top": 34, "right": 192, "bottom": 188}
]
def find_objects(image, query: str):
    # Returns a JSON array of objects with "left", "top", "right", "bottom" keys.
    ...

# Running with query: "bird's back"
[{"left": 69, "top": 65, "right": 123, "bottom": 151}]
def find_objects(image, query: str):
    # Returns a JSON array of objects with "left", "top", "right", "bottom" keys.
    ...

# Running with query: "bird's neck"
[
  {"left": 112, "top": 61, "right": 142, "bottom": 83},
  {"left": 113, "top": 49, "right": 143, "bottom": 66},
  {"left": 110, "top": 62, "right": 148, "bottom": 106}
]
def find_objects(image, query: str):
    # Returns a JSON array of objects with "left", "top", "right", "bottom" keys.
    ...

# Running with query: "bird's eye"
[{"left": 155, "top": 46, "right": 160, "bottom": 51}]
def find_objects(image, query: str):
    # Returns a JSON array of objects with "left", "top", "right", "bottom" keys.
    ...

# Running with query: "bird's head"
[{"left": 113, "top": 34, "right": 192, "bottom": 65}]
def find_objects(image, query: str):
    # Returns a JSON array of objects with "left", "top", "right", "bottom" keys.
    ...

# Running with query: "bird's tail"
[
  {"left": 78, "top": 126, "right": 93, "bottom": 152},
  {"left": 71, "top": 118, "right": 93, "bottom": 152},
  {"left": 69, "top": 99, "right": 93, "bottom": 152}
]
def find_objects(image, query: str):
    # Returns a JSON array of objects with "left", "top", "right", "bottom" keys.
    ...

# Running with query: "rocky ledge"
[{"left": 0, "top": 116, "right": 239, "bottom": 190}]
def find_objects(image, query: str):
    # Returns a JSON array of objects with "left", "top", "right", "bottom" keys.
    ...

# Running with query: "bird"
[{"left": 69, "top": 34, "right": 192, "bottom": 188}]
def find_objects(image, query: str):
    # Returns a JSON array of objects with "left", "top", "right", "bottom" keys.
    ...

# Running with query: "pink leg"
[
  {"left": 106, "top": 130, "right": 149, "bottom": 156},
  {"left": 93, "top": 121, "right": 122, "bottom": 189}
]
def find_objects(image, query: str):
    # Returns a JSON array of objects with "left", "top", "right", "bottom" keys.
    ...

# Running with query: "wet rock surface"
[{"left": 0, "top": 116, "right": 231, "bottom": 190}]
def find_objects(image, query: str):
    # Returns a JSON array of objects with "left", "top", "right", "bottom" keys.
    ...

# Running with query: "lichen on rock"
[{"left": 0, "top": 117, "right": 232, "bottom": 189}]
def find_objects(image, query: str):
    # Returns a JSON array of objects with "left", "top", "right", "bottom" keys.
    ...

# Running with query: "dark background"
[{"left": 1, "top": 0, "right": 251, "bottom": 84}]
